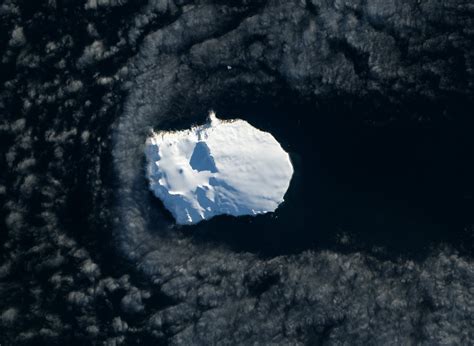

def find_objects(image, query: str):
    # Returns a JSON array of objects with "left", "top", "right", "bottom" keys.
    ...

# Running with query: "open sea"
[{"left": 150, "top": 93, "right": 474, "bottom": 259}]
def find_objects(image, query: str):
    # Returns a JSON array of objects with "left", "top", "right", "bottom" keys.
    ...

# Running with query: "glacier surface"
[{"left": 145, "top": 112, "right": 294, "bottom": 225}]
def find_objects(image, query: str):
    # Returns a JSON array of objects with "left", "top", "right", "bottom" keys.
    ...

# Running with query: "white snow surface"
[{"left": 145, "top": 112, "right": 294, "bottom": 225}]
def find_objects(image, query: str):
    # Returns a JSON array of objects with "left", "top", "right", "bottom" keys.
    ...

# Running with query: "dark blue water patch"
[{"left": 173, "top": 94, "right": 474, "bottom": 259}]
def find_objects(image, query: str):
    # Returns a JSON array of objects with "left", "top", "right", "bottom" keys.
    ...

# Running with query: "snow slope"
[{"left": 145, "top": 112, "right": 294, "bottom": 225}]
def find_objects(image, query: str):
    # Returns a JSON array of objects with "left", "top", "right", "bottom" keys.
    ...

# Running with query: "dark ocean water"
[
  {"left": 1, "top": 2, "right": 472, "bottom": 343},
  {"left": 154, "top": 94, "right": 474, "bottom": 258}
]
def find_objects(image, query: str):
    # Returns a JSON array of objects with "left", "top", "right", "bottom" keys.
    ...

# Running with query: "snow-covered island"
[{"left": 145, "top": 112, "right": 294, "bottom": 225}]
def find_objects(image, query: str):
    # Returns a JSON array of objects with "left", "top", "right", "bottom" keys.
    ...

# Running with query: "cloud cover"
[{"left": 0, "top": 0, "right": 473, "bottom": 344}]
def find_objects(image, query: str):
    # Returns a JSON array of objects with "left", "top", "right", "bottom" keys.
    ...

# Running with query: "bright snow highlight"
[{"left": 145, "top": 112, "right": 294, "bottom": 225}]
